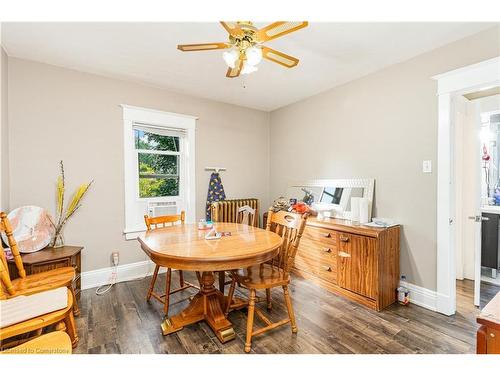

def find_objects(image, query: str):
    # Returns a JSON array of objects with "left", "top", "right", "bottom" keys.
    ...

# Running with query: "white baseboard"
[
  {"left": 400, "top": 281, "right": 437, "bottom": 312},
  {"left": 81, "top": 259, "right": 163, "bottom": 290},
  {"left": 82, "top": 262, "right": 439, "bottom": 313}
]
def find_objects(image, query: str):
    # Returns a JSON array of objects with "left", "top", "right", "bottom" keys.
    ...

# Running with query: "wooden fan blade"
[
  {"left": 256, "top": 21, "right": 308, "bottom": 42},
  {"left": 220, "top": 21, "right": 244, "bottom": 37},
  {"left": 262, "top": 47, "right": 299, "bottom": 68},
  {"left": 177, "top": 42, "right": 229, "bottom": 52},
  {"left": 226, "top": 59, "right": 243, "bottom": 78}
]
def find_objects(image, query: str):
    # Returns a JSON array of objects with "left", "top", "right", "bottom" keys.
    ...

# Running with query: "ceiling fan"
[{"left": 177, "top": 21, "right": 308, "bottom": 78}]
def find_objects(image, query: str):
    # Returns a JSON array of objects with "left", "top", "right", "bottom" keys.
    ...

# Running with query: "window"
[
  {"left": 123, "top": 105, "right": 196, "bottom": 238},
  {"left": 134, "top": 126, "right": 181, "bottom": 198}
]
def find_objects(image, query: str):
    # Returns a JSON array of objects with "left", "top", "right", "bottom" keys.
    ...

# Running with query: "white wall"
[
  {"left": 7, "top": 58, "right": 270, "bottom": 271},
  {"left": 269, "top": 26, "right": 500, "bottom": 291}
]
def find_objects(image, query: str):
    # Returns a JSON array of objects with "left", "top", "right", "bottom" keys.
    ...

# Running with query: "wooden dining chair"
[
  {"left": 0, "top": 261, "right": 78, "bottom": 349},
  {"left": 144, "top": 211, "right": 200, "bottom": 316},
  {"left": 225, "top": 209, "right": 307, "bottom": 353},
  {"left": 0, "top": 212, "right": 79, "bottom": 316},
  {"left": 218, "top": 205, "right": 258, "bottom": 293},
  {"left": 237, "top": 205, "right": 258, "bottom": 227}
]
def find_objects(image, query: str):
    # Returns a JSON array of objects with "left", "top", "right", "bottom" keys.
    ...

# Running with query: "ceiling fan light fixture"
[
  {"left": 245, "top": 46, "right": 262, "bottom": 66},
  {"left": 178, "top": 21, "right": 308, "bottom": 78},
  {"left": 241, "top": 61, "right": 258, "bottom": 75},
  {"left": 222, "top": 48, "right": 239, "bottom": 68}
]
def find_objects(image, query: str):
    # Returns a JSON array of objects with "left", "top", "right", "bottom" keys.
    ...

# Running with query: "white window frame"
[
  {"left": 122, "top": 105, "right": 197, "bottom": 239},
  {"left": 134, "top": 125, "right": 183, "bottom": 202}
]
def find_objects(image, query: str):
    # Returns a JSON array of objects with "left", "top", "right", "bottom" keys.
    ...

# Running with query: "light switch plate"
[{"left": 422, "top": 160, "right": 432, "bottom": 173}]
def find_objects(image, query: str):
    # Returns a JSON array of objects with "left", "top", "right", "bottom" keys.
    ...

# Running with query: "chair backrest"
[
  {"left": 144, "top": 211, "right": 185, "bottom": 231},
  {"left": 265, "top": 209, "right": 308, "bottom": 275},
  {"left": 237, "top": 205, "right": 257, "bottom": 227},
  {"left": 0, "top": 212, "right": 26, "bottom": 279}
]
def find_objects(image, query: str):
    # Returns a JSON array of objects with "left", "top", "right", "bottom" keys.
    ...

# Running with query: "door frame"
[{"left": 434, "top": 56, "right": 500, "bottom": 315}]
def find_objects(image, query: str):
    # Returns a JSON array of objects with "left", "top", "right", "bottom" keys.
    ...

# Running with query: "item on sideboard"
[
  {"left": 291, "top": 202, "right": 308, "bottom": 214},
  {"left": 1, "top": 206, "right": 55, "bottom": 254},
  {"left": 359, "top": 197, "right": 370, "bottom": 224},
  {"left": 290, "top": 202, "right": 317, "bottom": 216},
  {"left": 289, "top": 198, "right": 297, "bottom": 205},
  {"left": 301, "top": 188, "right": 314, "bottom": 206},
  {"left": 270, "top": 196, "right": 290, "bottom": 212},
  {"left": 366, "top": 217, "right": 398, "bottom": 228},
  {"left": 350, "top": 197, "right": 360, "bottom": 223},
  {"left": 50, "top": 161, "right": 93, "bottom": 248}
]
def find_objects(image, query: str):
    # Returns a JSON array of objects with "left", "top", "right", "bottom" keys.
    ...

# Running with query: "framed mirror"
[{"left": 284, "top": 178, "right": 375, "bottom": 219}]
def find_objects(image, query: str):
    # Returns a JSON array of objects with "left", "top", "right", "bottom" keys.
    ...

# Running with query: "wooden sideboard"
[
  {"left": 477, "top": 291, "right": 500, "bottom": 354},
  {"left": 7, "top": 246, "right": 83, "bottom": 301},
  {"left": 292, "top": 217, "right": 400, "bottom": 311}
]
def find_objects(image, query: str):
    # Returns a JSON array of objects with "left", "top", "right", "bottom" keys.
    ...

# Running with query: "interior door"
[
  {"left": 337, "top": 233, "right": 376, "bottom": 299},
  {"left": 473, "top": 101, "right": 484, "bottom": 307},
  {"left": 457, "top": 96, "right": 482, "bottom": 307}
]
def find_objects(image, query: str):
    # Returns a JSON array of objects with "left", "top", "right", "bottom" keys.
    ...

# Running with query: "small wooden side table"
[
  {"left": 477, "top": 291, "right": 500, "bottom": 354},
  {"left": 7, "top": 246, "right": 84, "bottom": 301}
]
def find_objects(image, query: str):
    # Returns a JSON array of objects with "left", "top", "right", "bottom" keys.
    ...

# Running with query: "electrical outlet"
[
  {"left": 112, "top": 251, "right": 119, "bottom": 266},
  {"left": 422, "top": 160, "right": 432, "bottom": 173}
]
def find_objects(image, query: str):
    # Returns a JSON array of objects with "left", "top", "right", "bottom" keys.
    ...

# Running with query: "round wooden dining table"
[{"left": 138, "top": 222, "right": 283, "bottom": 343}]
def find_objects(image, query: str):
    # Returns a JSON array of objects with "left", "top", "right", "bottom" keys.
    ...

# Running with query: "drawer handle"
[
  {"left": 491, "top": 333, "right": 496, "bottom": 338},
  {"left": 338, "top": 251, "right": 350, "bottom": 258},
  {"left": 323, "top": 248, "right": 332, "bottom": 253},
  {"left": 322, "top": 265, "right": 332, "bottom": 272},
  {"left": 322, "top": 232, "right": 332, "bottom": 238},
  {"left": 339, "top": 235, "right": 349, "bottom": 242}
]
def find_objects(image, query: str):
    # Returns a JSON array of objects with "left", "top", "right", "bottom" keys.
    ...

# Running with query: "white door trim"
[{"left": 434, "top": 56, "right": 500, "bottom": 315}]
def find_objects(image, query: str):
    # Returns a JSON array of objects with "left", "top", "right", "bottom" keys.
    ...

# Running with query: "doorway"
[
  {"left": 435, "top": 56, "right": 500, "bottom": 316},
  {"left": 455, "top": 93, "right": 500, "bottom": 310}
]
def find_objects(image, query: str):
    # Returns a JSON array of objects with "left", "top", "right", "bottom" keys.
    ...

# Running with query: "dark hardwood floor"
[{"left": 73, "top": 274, "right": 500, "bottom": 354}]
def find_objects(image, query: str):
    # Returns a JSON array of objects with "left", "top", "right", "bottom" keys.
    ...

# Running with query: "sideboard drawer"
[
  {"left": 31, "top": 259, "right": 71, "bottom": 274},
  {"left": 298, "top": 238, "right": 337, "bottom": 263},
  {"left": 294, "top": 253, "right": 337, "bottom": 284},
  {"left": 303, "top": 226, "right": 338, "bottom": 246}
]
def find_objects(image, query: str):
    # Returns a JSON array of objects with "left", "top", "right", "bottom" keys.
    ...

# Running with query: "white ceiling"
[{"left": 1, "top": 22, "right": 495, "bottom": 111}]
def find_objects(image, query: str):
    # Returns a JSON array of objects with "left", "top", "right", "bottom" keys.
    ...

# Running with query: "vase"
[{"left": 51, "top": 231, "right": 65, "bottom": 248}]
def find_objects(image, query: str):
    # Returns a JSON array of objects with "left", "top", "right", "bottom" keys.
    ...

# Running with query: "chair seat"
[
  {"left": 1, "top": 288, "right": 73, "bottom": 341},
  {"left": 0, "top": 331, "right": 72, "bottom": 354},
  {"left": 0, "top": 286, "right": 68, "bottom": 328},
  {"left": 235, "top": 264, "right": 290, "bottom": 289},
  {"left": 8, "top": 267, "right": 75, "bottom": 298}
]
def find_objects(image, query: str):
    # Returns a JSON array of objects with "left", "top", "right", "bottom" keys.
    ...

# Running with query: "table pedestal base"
[{"left": 161, "top": 271, "right": 236, "bottom": 343}]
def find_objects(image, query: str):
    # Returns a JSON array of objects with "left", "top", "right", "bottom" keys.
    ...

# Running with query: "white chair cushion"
[{"left": 0, "top": 287, "right": 68, "bottom": 328}]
